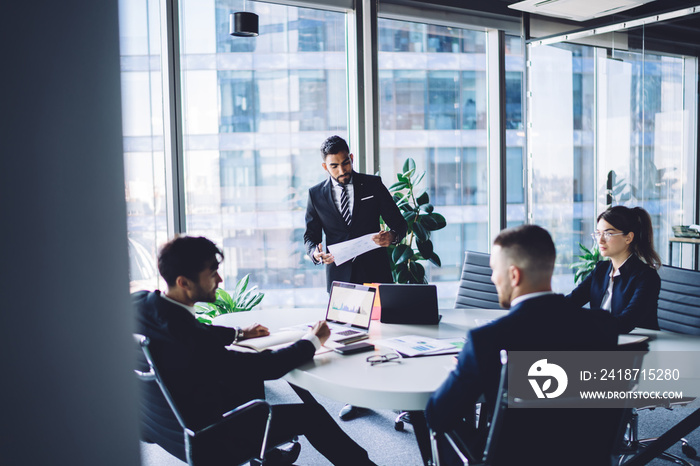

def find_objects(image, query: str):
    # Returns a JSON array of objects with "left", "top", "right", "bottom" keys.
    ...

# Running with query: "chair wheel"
[
  {"left": 681, "top": 440, "right": 696, "bottom": 457},
  {"left": 395, "top": 420, "right": 404, "bottom": 431}
]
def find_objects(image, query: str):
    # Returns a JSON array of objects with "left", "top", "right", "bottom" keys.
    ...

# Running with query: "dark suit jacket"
[
  {"left": 133, "top": 290, "right": 316, "bottom": 430},
  {"left": 566, "top": 254, "right": 660, "bottom": 333},
  {"left": 304, "top": 171, "right": 408, "bottom": 291},
  {"left": 425, "top": 293, "right": 618, "bottom": 434}
]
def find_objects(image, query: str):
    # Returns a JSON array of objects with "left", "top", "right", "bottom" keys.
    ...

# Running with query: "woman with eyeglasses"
[{"left": 566, "top": 205, "right": 662, "bottom": 334}]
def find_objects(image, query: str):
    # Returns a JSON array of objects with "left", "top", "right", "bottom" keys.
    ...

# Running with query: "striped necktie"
[{"left": 340, "top": 184, "right": 352, "bottom": 226}]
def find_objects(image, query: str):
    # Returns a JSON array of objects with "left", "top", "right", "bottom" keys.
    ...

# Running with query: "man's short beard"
[{"left": 334, "top": 173, "right": 351, "bottom": 185}]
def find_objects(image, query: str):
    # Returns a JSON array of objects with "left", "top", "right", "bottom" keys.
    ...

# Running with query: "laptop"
[
  {"left": 324, "top": 281, "right": 375, "bottom": 344},
  {"left": 378, "top": 284, "right": 441, "bottom": 325}
]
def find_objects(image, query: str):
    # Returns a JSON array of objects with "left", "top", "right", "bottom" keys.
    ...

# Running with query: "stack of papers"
[
  {"left": 374, "top": 335, "right": 465, "bottom": 357},
  {"left": 228, "top": 330, "right": 306, "bottom": 352}
]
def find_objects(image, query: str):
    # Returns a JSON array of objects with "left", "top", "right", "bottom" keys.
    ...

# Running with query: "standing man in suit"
[
  {"left": 304, "top": 135, "right": 408, "bottom": 292},
  {"left": 134, "top": 236, "right": 377, "bottom": 466},
  {"left": 304, "top": 135, "right": 408, "bottom": 420},
  {"left": 425, "top": 225, "right": 619, "bottom": 465}
]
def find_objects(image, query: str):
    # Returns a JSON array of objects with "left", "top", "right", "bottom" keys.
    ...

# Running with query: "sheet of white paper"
[{"left": 327, "top": 232, "right": 381, "bottom": 266}]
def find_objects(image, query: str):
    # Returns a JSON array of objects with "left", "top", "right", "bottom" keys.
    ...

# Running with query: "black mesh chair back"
[
  {"left": 455, "top": 251, "right": 500, "bottom": 309},
  {"left": 133, "top": 334, "right": 272, "bottom": 466},
  {"left": 657, "top": 265, "right": 700, "bottom": 335},
  {"left": 134, "top": 337, "right": 187, "bottom": 462}
]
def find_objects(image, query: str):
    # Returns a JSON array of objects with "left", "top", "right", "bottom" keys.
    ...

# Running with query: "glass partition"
[
  {"left": 527, "top": 25, "right": 696, "bottom": 292},
  {"left": 119, "top": 0, "right": 168, "bottom": 292},
  {"left": 377, "top": 18, "right": 490, "bottom": 303},
  {"left": 179, "top": 0, "right": 348, "bottom": 307}
]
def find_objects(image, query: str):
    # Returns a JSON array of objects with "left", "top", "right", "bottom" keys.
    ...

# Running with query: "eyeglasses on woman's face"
[{"left": 591, "top": 231, "right": 625, "bottom": 242}]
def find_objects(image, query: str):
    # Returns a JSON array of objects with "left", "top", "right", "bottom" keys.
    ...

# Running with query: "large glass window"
[
  {"left": 179, "top": 0, "right": 348, "bottom": 307},
  {"left": 377, "top": 19, "right": 490, "bottom": 304},
  {"left": 505, "top": 34, "right": 526, "bottom": 227},
  {"left": 119, "top": 0, "right": 168, "bottom": 292},
  {"left": 528, "top": 39, "right": 694, "bottom": 291}
]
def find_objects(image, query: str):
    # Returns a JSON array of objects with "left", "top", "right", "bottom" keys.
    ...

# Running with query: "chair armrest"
[
  {"left": 197, "top": 399, "right": 271, "bottom": 436},
  {"left": 196, "top": 399, "right": 273, "bottom": 460}
]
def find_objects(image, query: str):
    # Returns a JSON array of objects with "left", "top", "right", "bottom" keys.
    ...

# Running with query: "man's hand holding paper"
[{"left": 327, "top": 232, "right": 384, "bottom": 265}]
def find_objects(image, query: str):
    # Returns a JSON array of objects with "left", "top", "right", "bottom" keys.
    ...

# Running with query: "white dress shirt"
[
  {"left": 600, "top": 254, "right": 632, "bottom": 312},
  {"left": 330, "top": 175, "right": 354, "bottom": 216}
]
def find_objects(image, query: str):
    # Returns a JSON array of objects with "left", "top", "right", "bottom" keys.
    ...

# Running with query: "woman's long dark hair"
[{"left": 598, "top": 206, "right": 661, "bottom": 269}]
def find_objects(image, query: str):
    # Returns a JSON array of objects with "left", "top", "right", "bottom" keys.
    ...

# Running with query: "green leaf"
[
  {"left": 416, "top": 191, "right": 429, "bottom": 206},
  {"left": 196, "top": 316, "right": 212, "bottom": 324},
  {"left": 402, "top": 158, "right": 416, "bottom": 174},
  {"left": 402, "top": 210, "right": 417, "bottom": 223},
  {"left": 246, "top": 293, "right": 265, "bottom": 310},
  {"left": 417, "top": 239, "right": 434, "bottom": 258},
  {"left": 412, "top": 171, "right": 425, "bottom": 188},
  {"left": 392, "top": 244, "right": 414, "bottom": 265},
  {"left": 408, "top": 261, "right": 426, "bottom": 283},
  {"left": 397, "top": 267, "right": 412, "bottom": 284},
  {"left": 235, "top": 274, "right": 250, "bottom": 297},
  {"left": 427, "top": 213, "right": 447, "bottom": 230},
  {"left": 420, "top": 214, "right": 439, "bottom": 230},
  {"left": 428, "top": 253, "right": 442, "bottom": 267},
  {"left": 389, "top": 181, "right": 408, "bottom": 191},
  {"left": 413, "top": 221, "right": 429, "bottom": 242},
  {"left": 420, "top": 203, "right": 434, "bottom": 214}
]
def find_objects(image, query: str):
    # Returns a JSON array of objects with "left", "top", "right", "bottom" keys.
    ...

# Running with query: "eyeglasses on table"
[{"left": 366, "top": 352, "right": 402, "bottom": 366}]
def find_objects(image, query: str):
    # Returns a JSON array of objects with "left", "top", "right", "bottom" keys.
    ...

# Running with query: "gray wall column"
[{"left": 1, "top": 1, "right": 141, "bottom": 464}]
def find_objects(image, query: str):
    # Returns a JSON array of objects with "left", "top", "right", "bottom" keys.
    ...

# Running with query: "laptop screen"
[{"left": 326, "top": 281, "right": 375, "bottom": 329}]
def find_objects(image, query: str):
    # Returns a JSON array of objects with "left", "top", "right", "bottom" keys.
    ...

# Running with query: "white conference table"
[
  {"left": 214, "top": 308, "right": 700, "bottom": 465},
  {"left": 215, "top": 307, "right": 505, "bottom": 465},
  {"left": 215, "top": 307, "right": 505, "bottom": 411}
]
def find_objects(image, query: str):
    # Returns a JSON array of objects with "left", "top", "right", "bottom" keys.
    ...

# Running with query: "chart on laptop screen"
[{"left": 327, "top": 285, "right": 374, "bottom": 327}]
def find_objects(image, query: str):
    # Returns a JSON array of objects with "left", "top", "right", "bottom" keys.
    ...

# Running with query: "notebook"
[
  {"left": 325, "top": 281, "right": 376, "bottom": 344},
  {"left": 378, "top": 284, "right": 441, "bottom": 325}
]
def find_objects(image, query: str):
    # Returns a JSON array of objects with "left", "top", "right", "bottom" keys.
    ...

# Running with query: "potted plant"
[
  {"left": 194, "top": 274, "right": 264, "bottom": 324},
  {"left": 570, "top": 243, "right": 606, "bottom": 284},
  {"left": 384, "top": 158, "right": 447, "bottom": 284}
]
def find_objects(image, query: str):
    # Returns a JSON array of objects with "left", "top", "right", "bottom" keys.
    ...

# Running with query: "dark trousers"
[{"left": 268, "top": 403, "right": 375, "bottom": 466}]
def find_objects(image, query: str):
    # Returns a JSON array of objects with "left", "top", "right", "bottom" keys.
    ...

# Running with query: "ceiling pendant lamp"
[{"left": 230, "top": 9, "right": 258, "bottom": 37}]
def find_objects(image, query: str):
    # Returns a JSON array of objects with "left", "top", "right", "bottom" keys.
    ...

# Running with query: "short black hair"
[
  {"left": 157, "top": 236, "right": 223, "bottom": 287},
  {"left": 493, "top": 224, "right": 556, "bottom": 279},
  {"left": 320, "top": 135, "right": 349, "bottom": 159}
]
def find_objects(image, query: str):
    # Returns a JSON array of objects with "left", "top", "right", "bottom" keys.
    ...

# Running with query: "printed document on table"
[
  {"left": 373, "top": 335, "right": 459, "bottom": 357},
  {"left": 327, "top": 232, "right": 381, "bottom": 265}
]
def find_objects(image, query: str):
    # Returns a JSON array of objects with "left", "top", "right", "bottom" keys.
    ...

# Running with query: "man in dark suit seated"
[
  {"left": 134, "top": 235, "right": 377, "bottom": 466},
  {"left": 425, "top": 225, "right": 619, "bottom": 465},
  {"left": 304, "top": 135, "right": 408, "bottom": 420}
]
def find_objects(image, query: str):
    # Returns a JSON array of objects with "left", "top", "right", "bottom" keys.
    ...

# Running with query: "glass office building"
[{"left": 119, "top": 0, "right": 697, "bottom": 306}]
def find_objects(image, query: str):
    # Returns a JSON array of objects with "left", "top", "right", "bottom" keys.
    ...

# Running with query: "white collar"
[
  {"left": 510, "top": 291, "right": 555, "bottom": 308},
  {"left": 161, "top": 292, "right": 198, "bottom": 317}
]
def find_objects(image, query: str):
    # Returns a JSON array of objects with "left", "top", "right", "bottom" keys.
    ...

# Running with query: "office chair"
[
  {"left": 396, "top": 252, "right": 500, "bottom": 431},
  {"left": 134, "top": 334, "right": 274, "bottom": 466},
  {"left": 454, "top": 251, "right": 501, "bottom": 309},
  {"left": 401, "top": 252, "right": 500, "bottom": 432},
  {"left": 621, "top": 265, "right": 700, "bottom": 465},
  {"left": 430, "top": 349, "right": 645, "bottom": 466}
]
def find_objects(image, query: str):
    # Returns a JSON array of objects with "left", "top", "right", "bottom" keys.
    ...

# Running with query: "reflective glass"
[
  {"left": 179, "top": 0, "right": 348, "bottom": 307},
  {"left": 528, "top": 40, "right": 694, "bottom": 291},
  {"left": 505, "top": 35, "right": 526, "bottom": 228},
  {"left": 377, "top": 18, "right": 489, "bottom": 304},
  {"left": 119, "top": 0, "right": 168, "bottom": 292}
]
